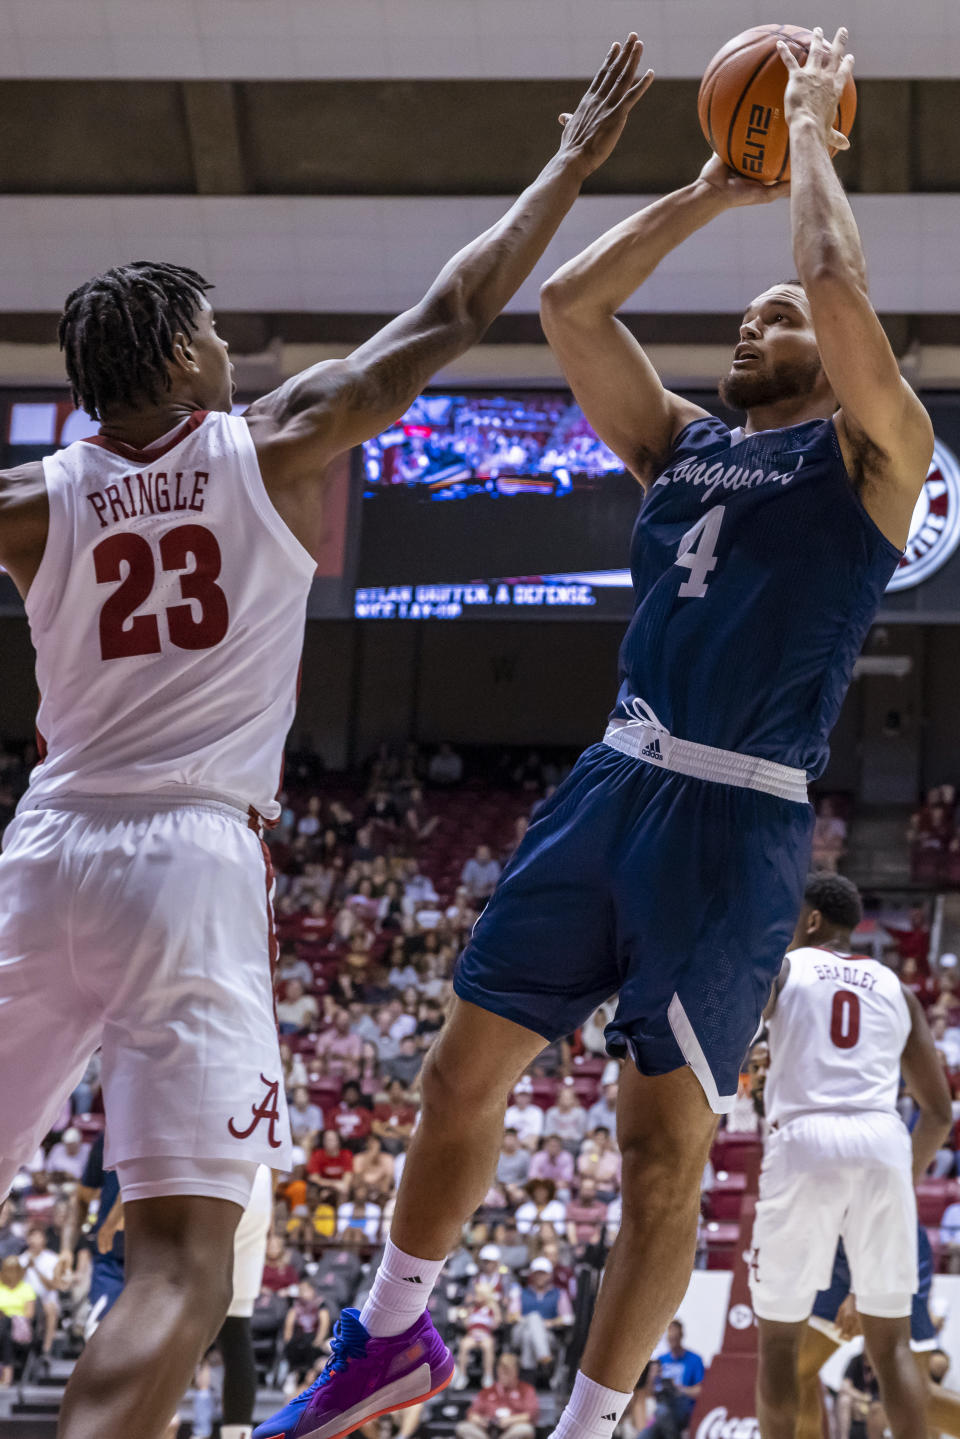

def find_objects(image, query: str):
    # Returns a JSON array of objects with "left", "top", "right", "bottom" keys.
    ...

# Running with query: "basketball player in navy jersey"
[
  {"left": 0, "top": 35, "right": 654, "bottom": 1439},
  {"left": 264, "top": 27, "right": 937, "bottom": 1439}
]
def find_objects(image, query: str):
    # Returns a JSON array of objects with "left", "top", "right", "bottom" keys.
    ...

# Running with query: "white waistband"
[
  {"left": 602, "top": 717, "right": 809, "bottom": 804},
  {"left": 19, "top": 787, "right": 255, "bottom": 824}
]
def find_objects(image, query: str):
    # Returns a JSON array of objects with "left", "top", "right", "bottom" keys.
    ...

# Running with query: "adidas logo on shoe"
[
  {"left": 402, "top": 1275, "right": 423, "bottom": 1283},
  {"left": 640, "top": 737, "right": 663, "bottom": 761}
]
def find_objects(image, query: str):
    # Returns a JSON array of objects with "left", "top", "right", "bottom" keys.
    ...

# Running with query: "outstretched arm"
[
  {"left": 540, "top": 157, "right": 788, "bottom": 486},
  {"left": 247, "top": 37, "right": 654, "bottom": 494},
  {"left": 780, "top": 28, "right": 933, "bottom": 546}
]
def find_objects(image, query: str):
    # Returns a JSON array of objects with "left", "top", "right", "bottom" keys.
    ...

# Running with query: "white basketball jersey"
[
  {"left": 764, "top": 947, "right": 910, "bottom": 1127},
  {"left": 20, "top": 411, "right": 316, "bottom": 821}
]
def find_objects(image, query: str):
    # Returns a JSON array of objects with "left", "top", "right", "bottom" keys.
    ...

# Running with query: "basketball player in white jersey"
[
  {"left": 0, "top": 35, "right": 654, "bottom": 1439},
  {"left": 750, "top": 874, "right": 952, "bottom": 1439}
]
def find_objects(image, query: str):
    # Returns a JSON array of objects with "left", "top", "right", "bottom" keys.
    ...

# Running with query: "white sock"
[
  {"left": 220, "top": 1427, "right": 252, "bottom": 1439},
  {"left": 551, "top": 1372, "right": 634, "bottom": 1439},
  {"left": 358, "top": 1239, "right": 446, "bottom": 1337}
]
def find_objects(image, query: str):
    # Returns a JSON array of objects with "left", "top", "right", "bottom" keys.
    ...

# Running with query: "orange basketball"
[{"left": 697, "top": 24, "right": 857, "bottom": 184}]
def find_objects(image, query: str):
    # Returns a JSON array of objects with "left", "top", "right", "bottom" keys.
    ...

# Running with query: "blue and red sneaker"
[{"left": 253, "top": 1307, "right": 455, "bottom": 1439}]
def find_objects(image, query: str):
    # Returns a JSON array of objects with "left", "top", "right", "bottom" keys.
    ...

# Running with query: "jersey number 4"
[
  {"left": 675, "top": 504, "right": 724, "bottom": 598},
  {"left": 94, "top": 525, "right": 229, "bottom": 662},
  {"left": 829, "top": 989, "right": 861, "bottom": 1050}
]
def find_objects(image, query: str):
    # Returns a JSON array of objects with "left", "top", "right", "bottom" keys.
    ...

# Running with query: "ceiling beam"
[{"left": 181, "top": 82, "right": 246, "bottom": 195}]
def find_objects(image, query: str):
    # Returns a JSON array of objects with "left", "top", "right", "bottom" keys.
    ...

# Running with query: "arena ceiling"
[{"left": 1, "top": 0, "right": 958, "bottom": 391}]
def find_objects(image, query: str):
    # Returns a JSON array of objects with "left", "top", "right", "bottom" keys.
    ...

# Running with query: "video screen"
[{"left": 355, "top": 390, "right": 655, "bottom": 621}]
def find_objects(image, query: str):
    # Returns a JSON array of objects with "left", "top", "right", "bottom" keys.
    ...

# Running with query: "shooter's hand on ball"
[
  {"left": 557, "top": 34, "right": 655, "bottom": 178},
  {"left": 697, "top": 153, "right": 789, "bottom": 207},
  {"left": 778, "top": 26, "right": 854, "bottom": 154}
]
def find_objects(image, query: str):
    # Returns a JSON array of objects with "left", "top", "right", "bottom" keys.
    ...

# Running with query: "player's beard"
[{"left": 718, "top": 354, "right": 823, "bottom": 411}]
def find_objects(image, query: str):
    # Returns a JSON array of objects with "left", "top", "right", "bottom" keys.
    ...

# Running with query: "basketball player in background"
[
  {"left": 750, "top": 874, "right": 952, "bottom": 1439},
  {"left": 0, "top": 34, "right": 654, "bottom": 1439},
  {"left": 258, "top": 27, "right": 939, "bottom": 1439},
  {"left": 798, "top": 1228, "right": 960, "bottom": 1439}
]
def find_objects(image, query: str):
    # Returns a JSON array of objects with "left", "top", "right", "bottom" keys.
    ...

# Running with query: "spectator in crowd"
[
  {"left": 306, "top": 1130, "right": 354, "bottom": 1196},
  {"left": 352, "top": 1135, "right": 395, "bottom": 1204},
  {"left": 46, "top": 1127, "right": 90, "bottom": 1183},
  {"left": 384, "top": 1034, "right": 425, "bottom": 1089},
  {"left": 336, "top": 1181, "right": 382, "bottom": 1242},
  {"left": 455, "top": 1353, "right": 539, "bottom": 1439},
  {"left": 277, "top": 943, "right": 313, "bottom": 990},
  {"left": 939, "top": 1199, "right": 960, "bottom": 1272},
  {"left": 453, "top": 1282, "right": 502, "bottom": 1391},
  {"left": 586, "top": 1081, "right": 618, "bottom": 1135},
  {"left": 326, "top": 1082, "right": 373, "bottom": 1153},
  {"left": 428, "top": 743, "right": 464, "bottom": 786},
  {"left": 372, "top": 1080, "right": 418, "bottom": 1155},
  {"left": 504, "top": 1079, "right": 544, "bottom": 1151},
  {"left": 566, "top": 1177, "right": 609, "bottom": 1247},
  {"left": 506, "top": 1258, "right": 572, "bottom": 1377},
  {"left": 528, "top": 1135, "right": 574, "bottom": 1195},
  {"left": 315, "top": 1008, "right": 364, "bottom": 1078},
  {"left": 461, "top": 845, "right": 502, "bottom": 904},
  {"left": 277, "top": 978, "right": 319, "bottom": 1035},
  {"left": 581, "top": 1004, "right": 615, "bottom": 1058},
  {"left": 544, "top": 1078, "right": 588, "bottom": 1152},
  {"left": 931, "top": 1015, "right": 960, "bottom": 1071},
  {"left": 282, "top": 1279, "right": 331, "bottom": 1388},
  {"left": 296, "top": 796, "right": 324, "bottom": 840},
  {"left": 468, "top": 1245, "right": 510, "bottom": 1304},
  {"left": 514, "top": 1180, "right": 566, "bottom": 1237},
  {"left": 495, "top": 1130, "right": 531, "bottom": 1209},
  {"left": 288, "top": 1086, "right": 325, "bottom": 1148},
  {"left": 0, "top": 1255, "right": 36, "bottom": 1387},
  {"left": 837, "top": 1350, "right": 881, "bottom": 1439},
  {"left": 20, "top": 1227, "right": 62, "bottom": 1360},
  {"left": 403, "top": 863, "right": 440, "bottom": 916},
  {"left": 643, "top": 1320, "right": 705, "bottom": 1439},
  {"left": 402, "top": 786, "right": 439, "bottom": 843},
  {"left": 811, "top": 797, "right": 848, "bottom": 873},
  {"left": 888, "top": 905, "right": 932, "bottom": 972},
  {"left": 0, "top": 1203, "right": 23, "bottom": 1263},
  {"left": 576, "top": 1127, "right": 622, "bottom": 1199},
  {"left": 261, "top": 1235, "right": 302, "bottom": 1296}
]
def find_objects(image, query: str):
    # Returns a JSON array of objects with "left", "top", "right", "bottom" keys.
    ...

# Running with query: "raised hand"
[
  {"left": 697, "top": 153, "right": 789, "bottom": 207},
  {"left": 556, "top": 34, "right": 655, "bottom": 178},
  {"left": 777, "top": 26, "right": 854, "bottom": 152}
]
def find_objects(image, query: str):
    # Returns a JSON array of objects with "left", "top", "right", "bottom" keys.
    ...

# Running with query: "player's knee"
[
  {"left": 420, "top": 1044, "right": 504, "bottom": 1120},
  {"left": 618, "top": 1138, "right": 704, "bottom": 1227}
]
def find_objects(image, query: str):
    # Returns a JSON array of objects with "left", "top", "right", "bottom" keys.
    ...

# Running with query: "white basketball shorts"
[
  {"left": 229, "top": 1163, "right": 273, "bottom": 1317},
  {"left": 749, "top": 1110, "right": 916, "bottom": 1323},
  {"left": 0, "top": 797, "right": 293, "bottom": 1191}
]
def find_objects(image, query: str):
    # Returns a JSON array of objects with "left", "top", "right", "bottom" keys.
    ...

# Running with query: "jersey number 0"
[
  {"left": 94, "top": 525, "right": 230, "bottom": 661},
  {"left": 829, "top": 989, "right": 861, "bottom": 1050}
]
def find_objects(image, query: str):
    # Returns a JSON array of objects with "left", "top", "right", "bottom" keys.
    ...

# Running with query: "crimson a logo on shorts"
[
  {"left": 228, "top": 1074, "right": 284, "bottom": 1149},
  {"left": 885, "top": 438, "right": 960, "bottom": 592}
]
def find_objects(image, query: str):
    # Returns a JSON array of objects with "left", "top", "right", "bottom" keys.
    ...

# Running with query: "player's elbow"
[
  {"left": 423, "top": 283, "right": 485, "bottom": 352},
  {"left": 539, "top": 273, "right": 597, "bottom": 324},
  {"left": 929, "top": 1094, "right": 955, "bottom": 1139}
]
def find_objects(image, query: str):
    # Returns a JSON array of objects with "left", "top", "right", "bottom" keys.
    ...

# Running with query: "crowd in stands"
[
  {"left": 908, "top": 785, "right": 960, "bottom": 886},
  {"left": 3, "top": 734, "right": 960, "bottom": 1424}
]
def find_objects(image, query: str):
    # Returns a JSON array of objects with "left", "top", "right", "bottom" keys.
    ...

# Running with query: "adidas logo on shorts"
[{"left": 640, "top": 737, "right": 664, "bottom": 761}]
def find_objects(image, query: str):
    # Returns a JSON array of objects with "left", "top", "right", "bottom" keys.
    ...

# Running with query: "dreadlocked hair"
[{"left": 58, "top": 261, "right": 213, "bottom": 420}]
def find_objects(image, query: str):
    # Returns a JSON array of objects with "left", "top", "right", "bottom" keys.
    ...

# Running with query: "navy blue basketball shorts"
[
  {"left": 811, "top": 1229, "right": 937, "bottom": 1349},
  {"left": 454, "top": 738, "right": 813, "bottom": 1112}
]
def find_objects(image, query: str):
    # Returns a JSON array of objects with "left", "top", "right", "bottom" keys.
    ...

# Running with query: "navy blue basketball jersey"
[{"left": 613, "top": 415, "right": 901, "bottom": 778}]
